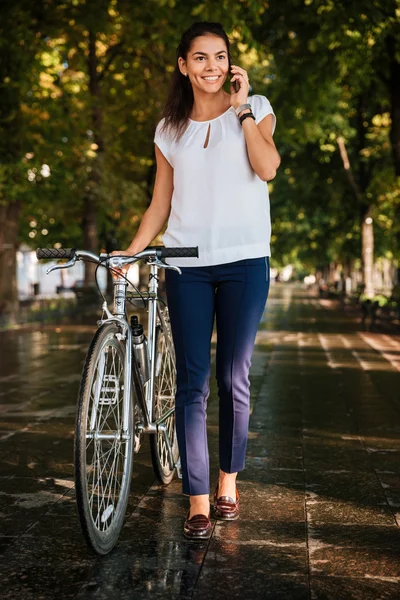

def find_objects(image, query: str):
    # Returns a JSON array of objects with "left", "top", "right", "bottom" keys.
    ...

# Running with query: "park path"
[{"left": 0, "top": 284, "right": 400, "bottom": 599}]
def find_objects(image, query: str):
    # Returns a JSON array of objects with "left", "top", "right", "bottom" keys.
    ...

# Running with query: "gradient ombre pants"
[{"left": 165, "top": 256, "right": 270, "bottom": 496}]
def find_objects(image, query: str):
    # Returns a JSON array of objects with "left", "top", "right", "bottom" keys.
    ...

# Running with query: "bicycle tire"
[
  {"left": 150, "top": 307, "right": 179, "bottom": 484},
  {"left": 74, "top": 322, "right": 135, "bottom": 555}
]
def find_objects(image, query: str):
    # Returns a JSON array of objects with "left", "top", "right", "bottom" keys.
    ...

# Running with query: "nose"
[{"left": 205, "top": 58, "right": 220, "bottom": 70}]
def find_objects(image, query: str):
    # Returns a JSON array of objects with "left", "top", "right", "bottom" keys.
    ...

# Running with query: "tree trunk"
[
  {"left": 83, "top": 30, "right": 103, "bottom": 286},
  {"left": 337, "top": 134, "right": 375, "bottom": 298},
  {"left": 82, "top": 195, "right": 99, "bottom": 286},
  {"left": 104, "top": 231, "right": 117, "bottom": 298},
  {"left": 329, "top": 261, "right": 336, "bottom": 285},
  {"left": 386, "top": 35, "right": 400, "bottom": 176},
  {"left": 361, "top": 207, "right": 374, "bottom": 298},
  {"left": 0, "top": 201, "right": 20, "bottom": 319}
]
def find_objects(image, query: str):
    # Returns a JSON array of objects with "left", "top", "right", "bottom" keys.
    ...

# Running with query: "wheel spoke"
[{"left": 82, "top": 330, "right": 132, "bottom": 535}]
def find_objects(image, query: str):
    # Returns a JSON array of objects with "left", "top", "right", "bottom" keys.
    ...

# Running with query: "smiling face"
[{"left": 178, "top": 34, "right": 229, "bottom": 94}]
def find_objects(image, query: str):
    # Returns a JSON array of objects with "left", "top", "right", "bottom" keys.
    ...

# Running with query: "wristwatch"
[{"left": 235, "top": 103, "right": 252, "bottom": 117}]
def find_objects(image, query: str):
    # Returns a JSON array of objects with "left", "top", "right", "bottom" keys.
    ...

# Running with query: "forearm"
[
  {"left": 241, "top": 117, "right": 280, "bottom": 181},
  {"left": 127, "top": 204, "right": 169, "bottom": 254}
]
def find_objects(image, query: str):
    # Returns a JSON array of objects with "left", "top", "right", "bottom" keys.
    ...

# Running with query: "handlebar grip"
[
  {"left": 36, "top": 248, "right": 76, "bottom": 260},
  {"left": 159, "top": 247, "right": 199, "bottom": 259}
]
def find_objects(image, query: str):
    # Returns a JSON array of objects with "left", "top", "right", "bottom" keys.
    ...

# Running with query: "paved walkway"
[{"left": 1, "top": 284, "right": 400, "bottom": 599}]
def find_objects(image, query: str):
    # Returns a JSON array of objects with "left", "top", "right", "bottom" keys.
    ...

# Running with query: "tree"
[
  {"left": 250, "top": 0, "right": 400, "bottom": 290},
  {"left": 0, "top": 0, "right": 57, "bottom": 317},
  {"left": 2, "top": 0, "right": 399, "bottom": 319}
]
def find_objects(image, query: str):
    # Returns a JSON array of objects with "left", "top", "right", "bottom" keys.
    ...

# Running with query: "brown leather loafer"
[
  {"left": 183, "top": 512, "right": 212, "bottom": 540},
  {"left": 213, "top": 479, "right": 240, "bottom": 520}
]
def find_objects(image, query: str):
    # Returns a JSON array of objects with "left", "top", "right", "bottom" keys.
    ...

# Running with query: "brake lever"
[
  {"left": 148, "top": 256, "right": 182, "bottom": 275},
  {"left": 46, "top": 256, "right": 76, "bottom": 275}
]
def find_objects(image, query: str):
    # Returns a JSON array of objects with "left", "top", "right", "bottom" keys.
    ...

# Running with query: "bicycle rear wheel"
[
  {"left": 150, "top": 307, "right": 179, "bottom": 484},
  {"left": 74, "top": 322, "right": 134, "bottom": 555}
]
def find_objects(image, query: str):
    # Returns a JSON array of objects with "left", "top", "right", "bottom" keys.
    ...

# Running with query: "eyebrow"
[{"left": 191, "top": 50, "right": 227, "bottom": 56}]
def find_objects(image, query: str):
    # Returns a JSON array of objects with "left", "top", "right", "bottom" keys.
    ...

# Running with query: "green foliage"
[
  {"left": 251, "top": 0, "right": 400, "bottom": 269},
  {"left": 0, "top": 0, "right": 399, "bottom": 273}
]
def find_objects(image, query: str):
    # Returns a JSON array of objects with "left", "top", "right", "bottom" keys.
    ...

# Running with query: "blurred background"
[{"left": 0, "top": 0, "right": 399, "bottom": 325}]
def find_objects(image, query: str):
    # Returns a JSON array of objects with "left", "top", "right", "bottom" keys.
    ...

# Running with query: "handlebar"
[
  {"left": 36, "top": 246, "right": 199, "bottom": 270},
  {"left": 37, "top": 248, "right": 76, "bottom": 260},
  {"left": 148, "top": 246, "right": 199, "bottom": 259}
]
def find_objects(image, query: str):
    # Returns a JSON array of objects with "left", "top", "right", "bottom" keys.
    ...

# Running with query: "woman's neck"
[{"left": 190, "top": 90, "right": 231, "bottom": 121}]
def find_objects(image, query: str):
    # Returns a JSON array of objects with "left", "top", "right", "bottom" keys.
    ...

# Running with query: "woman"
[{"left": 114, "top": 21, "right": 280, "bottom": 539}]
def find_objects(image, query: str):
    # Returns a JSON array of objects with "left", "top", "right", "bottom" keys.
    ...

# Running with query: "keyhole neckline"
[{"left": 189, "top": 106, "right": 235, "bottom": 124}]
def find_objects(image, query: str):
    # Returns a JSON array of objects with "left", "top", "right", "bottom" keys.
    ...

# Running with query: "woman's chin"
[{"left": 196, "top": 84, "right": 225, "bottom": 94}]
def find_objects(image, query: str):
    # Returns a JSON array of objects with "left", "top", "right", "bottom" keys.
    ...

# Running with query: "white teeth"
[{"left": 203, "top": 76, "right": 219, "bottom": 81}]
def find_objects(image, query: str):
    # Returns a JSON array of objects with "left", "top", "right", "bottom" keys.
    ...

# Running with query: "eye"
[
  {"left": 196, "top": 56, "right": 205, "bottom": 61},
  {"left": 217, "top": 55, "right": 226, "bottom": 59}
]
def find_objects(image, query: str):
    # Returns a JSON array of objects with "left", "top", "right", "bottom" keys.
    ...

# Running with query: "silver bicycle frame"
[
  {"left": 119, "top": 262, "right": 165, "bottom": 427},
  {"left": 117, "top": 261, "right": 178, "bottom": 470},
  {"left": 45, "top": 249, "right": 182, "bottom": 467},
  {"left": 102, "top": 260, "right": 174, "bottom": 439}
]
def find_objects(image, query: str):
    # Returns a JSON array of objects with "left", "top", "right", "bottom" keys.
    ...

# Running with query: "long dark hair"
[{"left": 160, "top": 22, "right": 232, "bottom": 141}]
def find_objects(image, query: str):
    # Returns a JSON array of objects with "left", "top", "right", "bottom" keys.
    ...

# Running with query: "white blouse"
[{"left": 154, "top": 94, "right": 276, "bottom": 267}]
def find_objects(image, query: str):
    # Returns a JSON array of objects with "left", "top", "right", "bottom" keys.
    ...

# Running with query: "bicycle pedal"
[{"left": 175, "top": 457, "right": 182, "bottom": 479}]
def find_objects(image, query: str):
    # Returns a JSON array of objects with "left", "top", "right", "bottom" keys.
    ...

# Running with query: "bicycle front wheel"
[
  {"left": 74, "top": 322, "right": 134, "bottom": 555},
  {"left": 150, "top": 307, "right": 179, "bottom": 484}
]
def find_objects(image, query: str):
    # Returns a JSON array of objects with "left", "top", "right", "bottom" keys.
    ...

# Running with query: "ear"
[{"left": 178, "top": 57, "right": 187, "bottom": 76}]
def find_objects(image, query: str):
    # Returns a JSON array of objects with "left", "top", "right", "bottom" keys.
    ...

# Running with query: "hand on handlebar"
[{"left": 109, "top": 249, "right": 136, "bottom": 278}]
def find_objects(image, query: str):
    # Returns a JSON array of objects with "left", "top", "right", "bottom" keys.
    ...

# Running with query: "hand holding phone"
[
  {"left": 229, "top": 63, "right": 250, "bottom": 109},
  {"left": 230, "top": 64, "right": 248, "bottom": 95}
]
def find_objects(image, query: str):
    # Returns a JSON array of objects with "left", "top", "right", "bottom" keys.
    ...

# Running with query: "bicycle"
[{"left": 36, "top": 245, "right": 198, "bottom": 555}]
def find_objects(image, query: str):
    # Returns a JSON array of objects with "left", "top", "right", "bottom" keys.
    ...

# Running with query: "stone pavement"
[{"left": 0, "top": 283, "right": 400, "bottom": 599}]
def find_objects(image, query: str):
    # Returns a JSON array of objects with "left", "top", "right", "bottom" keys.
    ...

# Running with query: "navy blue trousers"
[{"left": 165, "top": 256, "right": 270, "bottom": 495}]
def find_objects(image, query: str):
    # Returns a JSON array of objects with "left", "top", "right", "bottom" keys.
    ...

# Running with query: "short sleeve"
[
  {"left": 249, "top": 95, "right": 276, "bottom": 135},
  {"left": 154, "top": 118, "right": 173, "bottom": 166}
]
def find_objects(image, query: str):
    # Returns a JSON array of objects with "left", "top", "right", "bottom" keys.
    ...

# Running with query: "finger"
[
  {"left": 239, "top": 73, "right": 249, "bottom": 82},
  {"left": 232, "top": 74, "right": 249, "bottom": 88},
  {"left": 231, "top": 65, "right": 247, "bottom": 74},
  {"left": 231, "top": 72, "right": 246, "bottom": 82},
  {"left": 231, "top": 69, "right": 249, "bottom": 83},
  {"left": 111, "top": 268, "right": 124, "bottom": 279}
]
